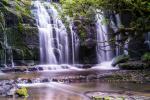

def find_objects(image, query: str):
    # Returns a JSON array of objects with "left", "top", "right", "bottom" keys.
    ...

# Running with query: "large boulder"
[{"left": 112, "top": 55, "right": 129, "bottom": 66}]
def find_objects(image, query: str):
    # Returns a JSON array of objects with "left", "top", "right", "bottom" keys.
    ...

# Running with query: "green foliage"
[
  {"left": 60, "top": 0, "right": 96, "bottom": 19},
  {"left": 0, "top": 0, "right": 34, "bottom": 65},
  {"left": 60, "top": 0, "right": 98, "bottom": 40},
  {"left": 61, "top": 0, "right": 150, "bottom": 40},
  {"left": 0, "top": 0, "right": 31, "bottom": 19},
  {"left": 16, "top": 87, "right": 29, "bottom": 97},
  {"left": 142, "top": 52, "right": 150, "bottom": 62}
]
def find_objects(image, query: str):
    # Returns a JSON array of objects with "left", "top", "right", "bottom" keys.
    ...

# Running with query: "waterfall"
[
  {"left": 32, "top": 1, "right": 79, "bottom": 65},
  {"left": 96, "top": 12, "right": 113, "bottom": 63},
  {"left": 95, "top": 11, "right": 118, "bottom": 70},
  {"left": 69, "top": 22, "right": 80, "bottom": 64},
  {"left": 33, "top": 1, "right": 69, "bottom": 64}
]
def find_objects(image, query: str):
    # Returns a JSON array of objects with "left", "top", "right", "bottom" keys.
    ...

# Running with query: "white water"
[
  {"left": 69, "top": 21, "right": 80, "bottom": 64},
  {"left": 96, "top": 12, "right": 114, "bottom": 69},
  {"left": 36, "top": 64, "right": 81, "bottom": 71},
  {"left": 96, "top": 12, "right": 113, "bottom": 63},
  {"left": 93, "top": 61, "right": 118, "bottom": 70},
  {"left": 34, "top": 1, "right": 58, "bottom": 64}
]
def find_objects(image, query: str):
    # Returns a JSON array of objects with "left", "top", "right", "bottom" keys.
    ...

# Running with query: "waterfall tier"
[{"left": 32, "top": 1, "right": 79, "bottom": 64}]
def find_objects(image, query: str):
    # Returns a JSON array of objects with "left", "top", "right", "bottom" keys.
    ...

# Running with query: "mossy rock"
[
  {"left": 118, "top": 61, "right": 149, "bottom": 70},
  {"left": 112, "top": 55, "right": 129, "bottom": 66},
  {"left": 92, "top": 96, "right": 123, "bottom": 100},
  {"left": 92, "top": 96, "right": 103, "bottom": 100},
  {"left": 16, "top": 87, "right": 29, "bottom": 97}
]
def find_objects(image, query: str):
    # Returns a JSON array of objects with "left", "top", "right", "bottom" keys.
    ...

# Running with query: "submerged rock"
[{"left": 85, "top": 91, "right": 150, "bottom": 100}]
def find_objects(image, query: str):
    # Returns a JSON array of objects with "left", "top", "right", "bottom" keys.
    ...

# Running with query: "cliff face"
[{"left": 1, "top": 0, "right": 149, "bottom": 66}]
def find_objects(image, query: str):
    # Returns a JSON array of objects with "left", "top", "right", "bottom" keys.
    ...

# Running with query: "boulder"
[
  {"left": 118, "top": 61, "right": 149, "bottom": 70},
  {"left": 82, "top": 64, "right": 93, "bottom": 69},
  {"left": 112, "top": 55, "right": 129, "bottom": 66}
]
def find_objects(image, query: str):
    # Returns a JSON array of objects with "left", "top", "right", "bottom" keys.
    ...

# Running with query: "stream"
[{"left": 0, "top": 69, "right": 149, "bottom": 100}]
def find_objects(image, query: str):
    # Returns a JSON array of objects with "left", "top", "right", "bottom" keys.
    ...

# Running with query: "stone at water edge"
[
  {"left": 111, "top": 55, "right": 129, "bottom": 67},
  {"left": 6, "top": 86, "right": 16, "bottom": 97},
  {"left": 92, "top": 96, "right": 124, "bottom": 100}
]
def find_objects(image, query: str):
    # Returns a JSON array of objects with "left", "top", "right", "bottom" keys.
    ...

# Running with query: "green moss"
[
  {"left": 92, "top": 96, "right": 103, "bottom": 100},
  {"left": 92, "top": 96, "right": 124, "bottom": 100},
  {"left": 142, "top": 52, "right": 150, "bottom": 62},
  {"left": 16, "top": 87, "right": 29, "bottom": 97}
]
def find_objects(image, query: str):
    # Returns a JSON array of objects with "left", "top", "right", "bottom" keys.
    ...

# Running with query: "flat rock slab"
[{"left": 85, "top": 91, "right": 150, "bottom": 100}]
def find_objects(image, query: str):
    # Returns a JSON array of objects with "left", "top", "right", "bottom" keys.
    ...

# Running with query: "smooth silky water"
[{"left": 0, "top": 70, "right": 150, "bottom": 100}]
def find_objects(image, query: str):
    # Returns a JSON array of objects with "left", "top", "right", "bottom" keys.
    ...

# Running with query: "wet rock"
[
  {"left": 28, "top": 67, "right": 38, "bottom": 72},
  {"left": 38, "top": 67, "right": 43, "bottom": 71},
  {"left": 1, "top": 68, "right": 15, "bottom": 73},
  {"left": 82, "top": 64, "right": 92, "bottom": 69},
  {"left": 0, "top": 80, "right": 16, "bottom": 96},
  {"left": 14, "top": 68, "right": 26, "bottom": 72},
  {"left": 0, "top": 64, "right": 7, "bottom": 68},
  {"left": 1, "top": 67, "right": 27, "bottom": 73},
  {"left": 61, "top": 65, "right": 69, "bottom": 69},
  {"left": 27, "top": 79, "right": 32, "bottom": 83},
  {"left": 6, "top": 87, "right": 16, "bottom": 97},
  {"left": 52, "top": 79, "right": 58, "bottom": 82},
  {"left": 32, "top": 78, "right": 41, "bottom": 83},
  {"left": 118, "top": 61, "right": 149, "bottom": 70},
  {"left": 41, "top": 78, "right": 49, "bottom": 83},
  {"left": 112, "top": 55, "right": 129, "bottom": 66}
]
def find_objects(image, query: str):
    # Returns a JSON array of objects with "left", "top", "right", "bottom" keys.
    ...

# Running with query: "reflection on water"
[
  {"left": 28, "top": 87, "right": 84, "bottom": 100},
  {"left": 0, "top": 81, "right": 150, "bottom": 100},
  {"left": 2, "top": 82, "right": 150, "bottom": 100}
]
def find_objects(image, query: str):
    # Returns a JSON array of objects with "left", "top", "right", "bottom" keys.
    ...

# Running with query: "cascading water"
[
  {"left": 32, "top": 1, "right": 79, "bottom": 69},
  {"left": 96, "top": 13, "right": 113, "bottom": 62},
  {"left": 33, "top": 1, "right": 70, "bottom": 64},
  {"left": 69, "top": 22, "right": 80, "bottom": 64},
  {"left": 95, "top": 11, "right": 118, "bottom": 70}
]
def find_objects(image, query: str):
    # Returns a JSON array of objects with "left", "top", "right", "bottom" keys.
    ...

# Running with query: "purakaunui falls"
[
  {"left": 32, "top": 1, "right": 79, "bottom": 66},
  {"left": 32, "top": 1, "right": 119, "bottom": 70}
]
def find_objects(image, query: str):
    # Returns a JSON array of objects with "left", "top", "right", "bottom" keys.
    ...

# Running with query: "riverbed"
[{"left": 0, "top": 69, "right": 149, "bottom": 100}]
